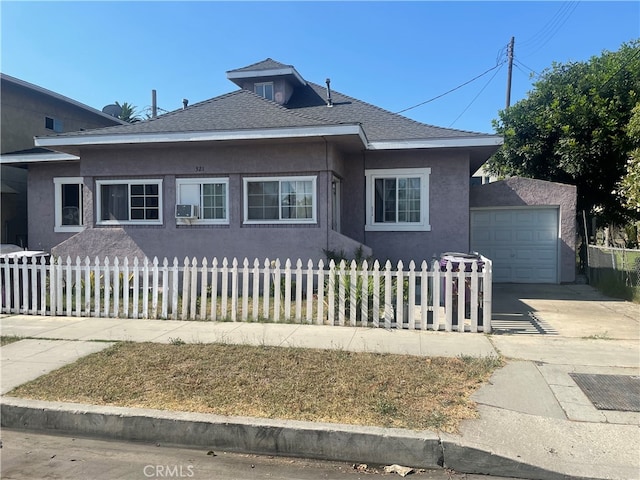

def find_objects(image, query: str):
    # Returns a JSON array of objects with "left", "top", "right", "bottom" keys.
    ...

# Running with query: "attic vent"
[{"left": 325, "top": 78, "right": 333, "bottom": 107}]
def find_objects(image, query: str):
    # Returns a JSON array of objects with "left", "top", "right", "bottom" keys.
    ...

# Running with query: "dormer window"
[{"left": 254, "top": 82, "right": 274, "bottom": 101}]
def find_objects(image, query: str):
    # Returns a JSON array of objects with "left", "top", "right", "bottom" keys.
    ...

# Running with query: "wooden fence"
[{"left": 1, "top": 255, "right": 492, "bottom": 333}]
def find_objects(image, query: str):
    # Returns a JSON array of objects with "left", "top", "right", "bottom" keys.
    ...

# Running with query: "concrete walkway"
[{"left": 1, "top": 284, "right": 639, "bottom": 479}]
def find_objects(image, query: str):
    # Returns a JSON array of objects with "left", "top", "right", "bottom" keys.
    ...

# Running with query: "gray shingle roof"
[
  {"left": 42, "top": 59, "right": 498, "bottom": 143},
  {"left": 226, "top": 58, "right": 294, "bottom": 73}
]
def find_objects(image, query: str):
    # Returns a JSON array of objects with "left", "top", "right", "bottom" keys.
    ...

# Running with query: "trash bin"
[{"left": 439, "top": 252, "right": 484, "bottom": 325}]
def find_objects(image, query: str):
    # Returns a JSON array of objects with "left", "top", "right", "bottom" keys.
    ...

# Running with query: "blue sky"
[{"left": 1, "top": 1, "right": 638, "bottom": 134}]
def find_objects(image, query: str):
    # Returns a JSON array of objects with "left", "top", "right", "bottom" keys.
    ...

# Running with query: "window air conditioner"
[{"left": 175, "top": 204, "right": 198, "bottom": 219}]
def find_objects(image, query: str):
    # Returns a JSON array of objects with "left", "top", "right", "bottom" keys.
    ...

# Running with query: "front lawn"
[{"left": 8, "top": 342, "right": 502, "bottom": 433}]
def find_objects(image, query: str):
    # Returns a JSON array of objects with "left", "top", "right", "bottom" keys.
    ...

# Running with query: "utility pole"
[{"left": 505, "top": 36, "right": 515, "bottom": 108}]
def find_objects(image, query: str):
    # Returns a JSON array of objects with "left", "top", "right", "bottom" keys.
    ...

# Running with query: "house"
[
  {"left": 10, "top": 59, "right": 576, "bottom": 283},
  {"left": 0, "top": 73, "right": 126, "bottom": 246}
]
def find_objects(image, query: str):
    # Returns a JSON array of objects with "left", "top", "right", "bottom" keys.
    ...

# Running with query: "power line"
[
  {"left": 513, "top": 58, "right": 539, "bottom": 78},
  {"left": 395, "top": 62, "right": 505, "bottom": 115},
  {"left": 448, "top": 63, "right": 505, "bottom": 128},
  {"left": 518, "top": 1, "right": 580, "bottom": 58}
]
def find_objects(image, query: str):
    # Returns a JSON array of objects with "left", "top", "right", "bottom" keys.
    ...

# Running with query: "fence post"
[
  {"left": 133, "top": 257, "right": 140, "bottom": 319},
  {"left": 349, "top": 260, "right": 357, "bottom": 327},
  {"left": 305, "top": 259, "right": 314, "bottom": 324},
  {"left": 161, "top": 257, "right": 169, "bottom": 320},
  {"left": 273, "top": 259, "right": 281, "bottom": 322},
  {"left": 470, "top": 261, "right": 479, "bottom": 333},
  {"left": 171, "top": 257, "right": 179, "bottom": 319},
  {"left": 252, "top": 258, "right": 260, "bottom": 322},
  {"left": 383, "top": 261, "right": 392, "bottom": 329},
  {"left": 189, "top": 257, "right": 198, "bottom": 320},
  {"left": 230, "top": 258, "right": 238, "bottom": 322},
  {"left": 295, "top": 259, "right": 303, "bottom": 322},
  {"left": 210, "top": 258, "right": 218, "bottom": 321},
  {"left": 337, "top": 260, "right": 346, "bottom": 326},
  {"left": 372, "top": 260, "right": 380, "bottom": 328},
  {"left": 327, "top": 260, "right": 335, "bottom": 326},
  {"left": 482, "top": 257, "right": 492, "bottom": 333},
  {"left": 242, "top": 258, "right": 249, "bottom": 321},
  {"left": 408, "top": 261, "right": 416, "bottom": 330},
  {"left": 262, "top": 258, "right": 270, "bottom": 321},
  {"left": 360, "top": 259, "right": 369, "bottom": 327},
  {"left": 152, "top": 257, "right": 159, "bottom": 319},
  {"left": 113, "top": 257, "right": 121, "bottom": 318},
  {"left": 316, "top": 259, "right": 325, "bottom": 325},
  {"left": 457, "top": 262, "right": 465, "bottom": 332},
  {"left": 74, "top": 256, "right": 82, "bottom": 316},
  {"left": 284, "top": 259, "right": 292, "bottom": 322},
  {"left": 200, "top": 258, "right": 209, "bottom": 321}
]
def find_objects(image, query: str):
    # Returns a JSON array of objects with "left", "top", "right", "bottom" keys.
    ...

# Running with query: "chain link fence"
[{"left": 587, "top": 245, "right": 640, "bottom": 301}]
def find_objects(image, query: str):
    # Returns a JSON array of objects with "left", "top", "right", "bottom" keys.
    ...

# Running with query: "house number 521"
[{"left": 195, "top": 166, "right": 204, "bottom": 172}]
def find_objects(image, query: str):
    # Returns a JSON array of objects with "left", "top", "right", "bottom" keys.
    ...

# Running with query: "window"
[
  {"left": 254, "top": 82, "right": 274, "bottom": 101},
  {"left": 244, "top": 176, "right": 316, "bottom": 224},
  {"left": 176, "top": 178, "right": 228, "bottom": 224},
  {"left": 54, "top": 177, "right": 83, "bottom": 232},
  {"left": 365, "top": 168, "right": 431, "bottom": 231},
  {"left": 96, "top": 179, "right": 162, "bottom": 225},
  {"left": 45, "top": 116, "right": 63, "bottom": 133}
]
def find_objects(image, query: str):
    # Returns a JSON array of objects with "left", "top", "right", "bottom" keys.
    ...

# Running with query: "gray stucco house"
[
  {"left": 0, "top": 73, "right": 126, "bottom": 246},
  {"left": 20, "top": 59, "right": 575, "bottom": 283}
]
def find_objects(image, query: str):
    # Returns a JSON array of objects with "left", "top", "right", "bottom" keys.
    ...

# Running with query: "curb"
[
  {"left": 0, "top": 397, "right": 441, "bottom": 469},
  {"left": 0, "top": 397, "right": 603, "bottom": 480}
]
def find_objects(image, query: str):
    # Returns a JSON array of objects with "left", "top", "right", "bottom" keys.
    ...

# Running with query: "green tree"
[
  {"left": 486, "top": 40, "right": 640, "bottom": 223},
  {"left": 617, "top": 103, "right": 640, "bottom": 213},
  {"left": 115, "top": 101, "right": 142, "bottom": 123}
]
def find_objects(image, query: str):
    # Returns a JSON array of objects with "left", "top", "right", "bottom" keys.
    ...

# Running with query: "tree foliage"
[
  {"left": 115, "top": 101, "right": 142, "bottom": 123},
  {"left": 486, "top": 40, "right": 640, "bottom": 223},
  {"left": 617, "top": 103, "right": 640, "bottom": 213}
]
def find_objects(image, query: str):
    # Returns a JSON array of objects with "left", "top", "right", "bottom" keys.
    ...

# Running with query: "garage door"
[{"left": 470, "top": 208, "right": 559, "bottom": 283}]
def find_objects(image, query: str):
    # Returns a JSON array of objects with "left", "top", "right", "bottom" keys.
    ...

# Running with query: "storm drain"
[{"left": 569, "top": 373, "right": 640, "bottom": 412}]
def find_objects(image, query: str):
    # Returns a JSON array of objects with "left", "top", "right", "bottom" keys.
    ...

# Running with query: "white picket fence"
[{"left": 1, "top": 255, "right": 492, "bottom": 333}]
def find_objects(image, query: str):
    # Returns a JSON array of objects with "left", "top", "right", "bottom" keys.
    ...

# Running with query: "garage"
[{"left": 470, "top": 207, "right": 559, "bottom": 283}]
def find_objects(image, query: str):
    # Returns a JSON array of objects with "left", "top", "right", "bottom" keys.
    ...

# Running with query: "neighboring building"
[
  {"left": 0, "top": 73, "right": 126, "bottom": 245},
  {"left": 11, "top": 59, "right": 576, "bottom": 283}
]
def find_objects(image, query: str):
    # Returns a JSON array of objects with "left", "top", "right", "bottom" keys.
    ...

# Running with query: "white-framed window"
[
  {"left": 175, "top": 178, "right": 229, "bottom": 224},
  {"left": 96, "top": 179, "right": 163, "bottom": 225},
  {"left": 243, "top": 176, "right": 316, "bottom": 224},
  {"left": 365, "top": 168, "right": 431, "bottom": 231},
  {"left": 54, "top": 177, "right": 84, "bottom": 232},
  {"left": 254, "top": 82, "right": 274, "bottom": 101}
]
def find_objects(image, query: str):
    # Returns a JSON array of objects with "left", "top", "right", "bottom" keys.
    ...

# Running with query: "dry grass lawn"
[{"left": 9, "top": 341, "right": 503, "bottom": 433}]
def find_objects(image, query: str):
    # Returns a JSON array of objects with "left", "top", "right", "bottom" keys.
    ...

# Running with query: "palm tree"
[{"left": 115, "top": 101, "right": 142, "bottom": 123}]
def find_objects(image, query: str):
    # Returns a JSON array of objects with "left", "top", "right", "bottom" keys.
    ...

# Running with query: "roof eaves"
[
  {"left": 34, "top": 124, "right": 368, "bottom": 148},
  {"left": 368, "top": 136, "right": 504, "bottom": 150},
  {"left": 0, "top": 150, "right": 79, "bottom": 164}
]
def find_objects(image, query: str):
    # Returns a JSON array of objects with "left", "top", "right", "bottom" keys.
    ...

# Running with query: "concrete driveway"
[{"left": 491, "top": 283, "right": 639, "bottom": 339}]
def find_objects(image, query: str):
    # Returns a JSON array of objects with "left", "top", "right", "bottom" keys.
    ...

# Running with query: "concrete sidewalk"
[{"left": 1, "top": 284, "right": 639, "bottom": 479}]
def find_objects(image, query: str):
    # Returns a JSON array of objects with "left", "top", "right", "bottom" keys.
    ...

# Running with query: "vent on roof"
[{"left": 325, "top": 78, "right": 333, "bottom": 107}]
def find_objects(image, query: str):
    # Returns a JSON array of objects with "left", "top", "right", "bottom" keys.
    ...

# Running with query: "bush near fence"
[
  {"left": 587, "top": 245, "right": 640, "bottom": 303},
  {"left": 1, "top": 255, "right": 492, "bottom": 333}
]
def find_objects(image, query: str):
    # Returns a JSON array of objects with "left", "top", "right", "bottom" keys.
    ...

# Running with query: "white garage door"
[{"left": 470, "top": 208, "right": 559, "bottom": 283}]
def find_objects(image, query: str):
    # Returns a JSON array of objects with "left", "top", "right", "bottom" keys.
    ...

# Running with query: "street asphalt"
[{"left": 1, "top": 283, "right": 638, "bottom": 480}]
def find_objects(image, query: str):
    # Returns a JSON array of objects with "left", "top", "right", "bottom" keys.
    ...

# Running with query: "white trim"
[
  {"left": 53, "top": 177, "right": 84, "bottom": 233},
  {"left": 368, "top": 136, "right": 503, "bottom": 150},
  {"left": 365, "top": 167, "right": 431, "bottom": 232},
  {"left": 0, "top": 152, "right": 79, "bottom": 164},
  {"left": 96, "top": 179, "right": 163, "bottom": 226},
  {"left": 243, "top": 175, "right": 317, "bottom": 225},
  {"left": 34, "top": 125, "right": 366, "bottom": 148},
  {"left": 227, "top": 67, "right": 306, "bottom": 86},
  {"left": 176, "top": 177, "right": 229, "bottom": 225}
]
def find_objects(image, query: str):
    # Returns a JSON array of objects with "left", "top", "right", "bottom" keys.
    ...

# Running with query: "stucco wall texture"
[
  {"left": 30, "top": 140, "right": 473, "bottom": 266},
  {"left": 469, "top": 177, "right": 577, "bottom": 283}
]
